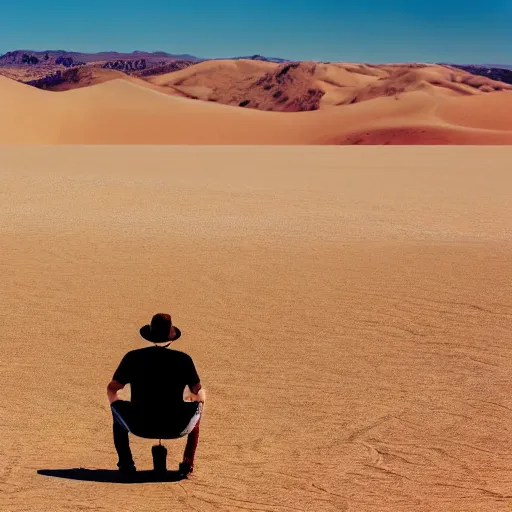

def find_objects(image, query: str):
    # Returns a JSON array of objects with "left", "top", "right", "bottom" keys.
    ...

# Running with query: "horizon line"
[{"left": 0, "top": 48, "right": 510, "bottom": 67}]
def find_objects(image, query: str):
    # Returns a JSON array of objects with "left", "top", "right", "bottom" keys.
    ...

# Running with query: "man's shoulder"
[
  {"left": 120, "top": 347, "right": 194, "bottom": 363},
  {"left": 120, "top": 347, "right": 153, "bottom": 360},
  {"left": 123, "top": 347, "right": 147, "bottom": 356},
  {"left": 168, "top": 349, "right": 193, "bottom": 361},
  {"left": 126, "top": 347, "right": 192, "bottom": 358}
]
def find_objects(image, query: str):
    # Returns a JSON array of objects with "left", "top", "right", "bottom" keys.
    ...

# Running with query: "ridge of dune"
[
  {"left": 340, "top": 123, "right": 512, "bottom": 145},
  {"left": 56, "top": 77, "right": 282, "bottom": 112},
  {"left": 23, "top": 66, "right": 191, "bottom": 99},
  {"left": 0, "top": 73, "right": 47, "bottom": 95},
  {"left": 54, "top": 73, "right": 195, "bottom": 100},
  {"left": 41, "top": 67, "right": 131, "bottom": 91}
]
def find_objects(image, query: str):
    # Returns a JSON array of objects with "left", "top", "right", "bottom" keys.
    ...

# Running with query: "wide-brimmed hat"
[{"left": 140, "top": 313, "right": 182, "bottom": 343}]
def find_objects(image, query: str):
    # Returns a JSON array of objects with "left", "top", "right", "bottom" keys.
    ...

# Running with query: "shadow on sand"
[{"left": 37, "top": 468, "right": 186, "bottom": 484}]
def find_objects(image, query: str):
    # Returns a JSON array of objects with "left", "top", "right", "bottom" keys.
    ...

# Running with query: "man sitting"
[{"left": 107, "top": 313, "right": 205, "bottom": 476}]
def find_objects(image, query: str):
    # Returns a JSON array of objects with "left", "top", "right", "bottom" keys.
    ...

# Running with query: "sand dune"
[
  {"left": 147, "top": 59, "right": 278, "bottom": 102},
  {"left": 340, "top": 124, "right": 512, "bottom": 145},
  {"left": 437, "top": 91, "right": 512, "bottom": 130},
  {"left": 145, "top": 60, "right": 512, "bottom": 111},
  {"left": 1, "top": 146, "right": 512, "bottom": 512},
  {"left": 0, "top": 73, "right": 511, "bottom": 144},
  {"left": 0, "top": 76, "right": 302, "bottom": 144}
]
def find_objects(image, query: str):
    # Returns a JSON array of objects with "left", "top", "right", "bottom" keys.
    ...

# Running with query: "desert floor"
[{"left": 1, "top": 146, "right": 512, "bottom": 511}]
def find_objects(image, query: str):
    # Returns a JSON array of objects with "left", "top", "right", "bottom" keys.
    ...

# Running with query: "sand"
[
  {"left": 1, "top": 146, "right": 512, "bottom": 511},
  {"left": 1, "top": 73, "right": 512, "bottom": 145}
]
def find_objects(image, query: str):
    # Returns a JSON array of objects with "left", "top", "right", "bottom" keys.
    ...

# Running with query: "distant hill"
[
  {"left": 230, "top": 54, "right": 290, "bottom": 63},
  {"left": 439, "top": 63, "right": 512, "bottom": 85},
  {"left": 479, "top": 64, "right": 512, "bottom": 71},
  {"left": 0, "top": 49, "right": 201, "bottom": 82},
  {"left": 0, "top": 50, "right": 200, "bottom": 66}
]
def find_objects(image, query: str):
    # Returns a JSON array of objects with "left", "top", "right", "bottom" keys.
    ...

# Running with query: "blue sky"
[{"left": 0, "top": 0, "right": 510, "bottom": 63}]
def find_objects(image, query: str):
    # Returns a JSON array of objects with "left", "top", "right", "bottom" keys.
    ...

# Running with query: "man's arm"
[
  {"left": 189, "top": 382, "right": 206, "bottom": 403},
  {"left": 107, "top": 380, "right": 125, "bottom": 404},
  {"left": 108, "top": 352, "right": 131, "bottom": 403},
  {"left": 186, "top": 354, "right": 205, "bottom": 403}
]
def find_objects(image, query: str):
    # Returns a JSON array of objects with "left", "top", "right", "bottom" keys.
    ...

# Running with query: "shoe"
[
  {"left": 118, "top": 462, "right": 137, "bottom": 474},
  {"left": 178, "top": 461, "right": 193, "bottom": 476}
]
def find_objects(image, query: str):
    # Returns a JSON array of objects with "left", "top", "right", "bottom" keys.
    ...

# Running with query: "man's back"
[{"left": 113, "top": 346, "right": 200, "bottom": 420}]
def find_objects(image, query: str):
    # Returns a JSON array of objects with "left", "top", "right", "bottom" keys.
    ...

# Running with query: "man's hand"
[
  {"left": 189, "top": 382, "right": 206, "bottom": 403},
  {"left": 107, "top": 380, "right": 125, "bottom": 404}
]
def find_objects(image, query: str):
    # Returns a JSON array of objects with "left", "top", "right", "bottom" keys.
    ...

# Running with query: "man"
[{"left": 107, "top": 313, "right": 205, "bottom": 476}]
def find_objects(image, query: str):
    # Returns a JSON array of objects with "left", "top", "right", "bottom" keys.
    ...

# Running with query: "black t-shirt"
[{"left": 112, "top": 346, "right": 200, "bottom": 419}]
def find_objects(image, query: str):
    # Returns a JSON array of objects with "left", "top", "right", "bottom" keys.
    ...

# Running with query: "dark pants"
[{"left": 111, "top": 400, "right": 202, "bottom": 468}]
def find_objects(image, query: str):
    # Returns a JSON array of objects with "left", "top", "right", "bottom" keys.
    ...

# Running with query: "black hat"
[{"left": 140, "top": 313, "right": 182, "bottom": 343}]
